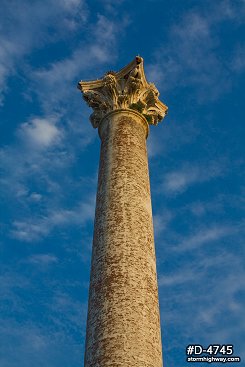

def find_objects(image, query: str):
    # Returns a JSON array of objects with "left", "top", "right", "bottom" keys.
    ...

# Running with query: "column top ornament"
[{"left": 77, "top": 56, "right": 168, "bottom": 128}]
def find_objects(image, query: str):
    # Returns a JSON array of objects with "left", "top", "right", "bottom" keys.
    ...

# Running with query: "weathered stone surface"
[
  {"left": 78, "top": 57, "right": 168, "bottom": 367},
  {"left": 84, "top": 110, "right": 163, "bottom": 367}
]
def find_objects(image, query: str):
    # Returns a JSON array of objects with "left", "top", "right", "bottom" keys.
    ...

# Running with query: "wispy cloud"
[
  {"left": 159, "top": 239, "right": 245, "bottom": 357},
  {"left": 0, "top": 1, "right": 130, "bottom": 249},
  {"left": 172, "top": 225, "right": 237, "bottom": 252},
  {"left": 0, "top": 0, "right": 88, "bottom": 104},
  {"left": 183, "top": 194, "right": 244, "bottom": 218},
  {"left": 153, "top": 210, "right": 173, "bottom": 237},
  {"left": 161, "top": 161, "right": 224, "bottom": 195},
  {"left": 11, "top": 199, "right": 95, "bottom": 242},
  {"left": 148, "top": 0, "right": 245, "bottom": 101},
  {"left": 0, "top": 264, "right": 88, "bottom": 366},
  {"left": 0, "top": 111, "right": 96, "bottom": 243},
  {"left": 1, "top": 115, "right": 69, "bottom": 200},
  {"left": 27, "top": 254, "right": 58, "bottom": 266},
  {"left": 159, "top": 270, "right": 194, "bottom": 287},
  {"left": 158, "top": 249, "right": 238, "bottom": 286},
  {"left": 32, "top": 14, "right": 129, "bottom": 113},
  {"left": 147, "top": 118, "right": 199, "bottom": 158},
  {"left": 0, "top": 304, "right": 86, "bottom": 367},
  {"left": 230, "top": 43, "right": 245, "bottom": 72}
]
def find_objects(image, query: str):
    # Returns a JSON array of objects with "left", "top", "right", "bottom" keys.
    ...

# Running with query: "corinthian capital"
[{"left": 77, "top": 56, "right": 168, "bottom": 128}]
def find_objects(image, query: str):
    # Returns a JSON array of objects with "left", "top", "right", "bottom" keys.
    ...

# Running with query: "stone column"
[{"left": 78, "top": 57, "right": 168, "bottom": 367}]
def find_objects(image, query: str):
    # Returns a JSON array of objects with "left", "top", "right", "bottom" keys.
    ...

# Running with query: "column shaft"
[{"left": 84, "top": 110, "right": 163, "bottom": 367}]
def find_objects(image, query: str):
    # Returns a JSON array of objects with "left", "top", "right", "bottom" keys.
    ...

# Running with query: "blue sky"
[{"left": 0, "top": 0, "right": 244, "bottom": 366}]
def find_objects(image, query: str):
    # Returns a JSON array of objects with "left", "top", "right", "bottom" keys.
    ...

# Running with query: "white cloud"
[
  {"left": 172, "top": 225, "right": 236, "bottom": 252},
  {"left": 11, "top": 220, "right": 49, "bottom": 242},
  {"left": 159, "top": 270, "right": 194, "bottom": 286},
  {"left": 164, "top": 169, "right": 199, "bottom": 193},
  {"left": 19, "top": 117, "right": 62, "bottom": 149},
  {"left": 28, "top": 254, "right": 58, "bottom": 265},
  {"left": 161, "top": 162, "right": 224, "bottom": 195},
  {"left": 29, "top": 192, "right": 42, "bottom": 202},
  {"left": 11, "top": 198, "right": 95, "bottom": 242}
]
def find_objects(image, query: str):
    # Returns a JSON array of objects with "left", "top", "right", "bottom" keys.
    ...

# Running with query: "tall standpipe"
[{"left": 78, "top": 56, "right": 168, "bottom": 367}]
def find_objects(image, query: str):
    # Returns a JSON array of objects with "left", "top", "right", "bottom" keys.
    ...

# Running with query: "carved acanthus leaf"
[{"left": 78, "top": 57, "right": 168, "bottom": 128}]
